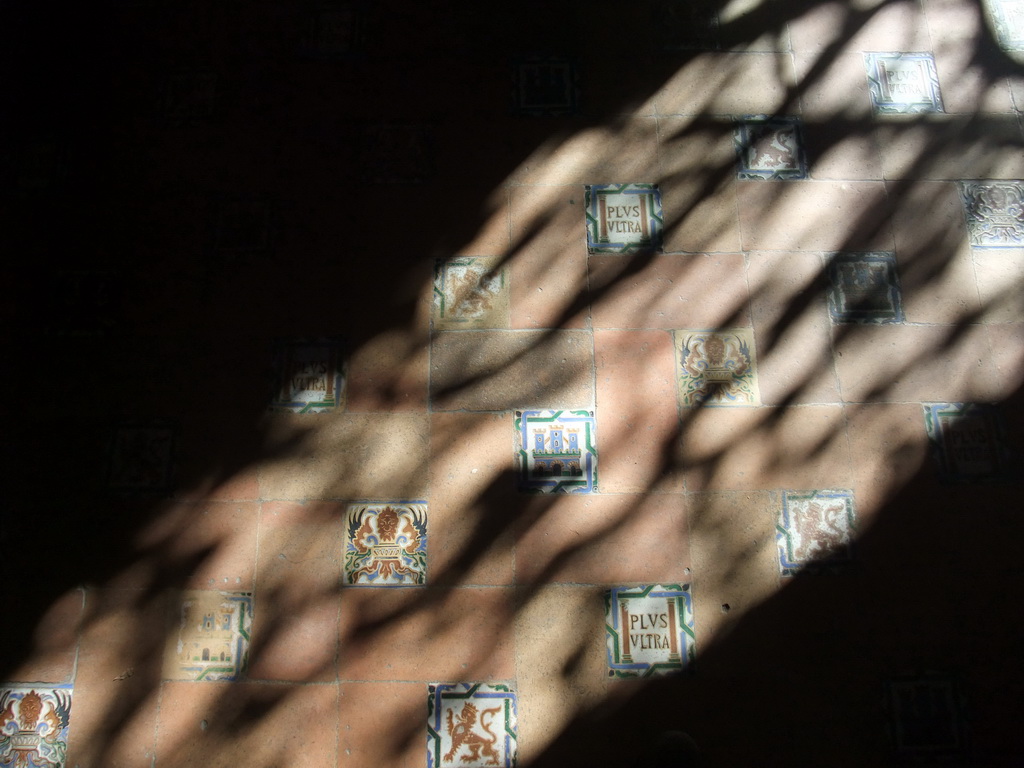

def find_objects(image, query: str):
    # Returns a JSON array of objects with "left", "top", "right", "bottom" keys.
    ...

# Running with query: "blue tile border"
[
  {"left": 605, "top": 584, "right": 695, "bottom": 678},
  {"left": 777, "top": 490, "right": 857, "bottom": 576},
  {"left": 864, "top": 53, "right": 944, "bottom": 114},
  {"left": 427, "top": 683, "right": 517, "bottom": 768},
  {"left": 585, "top": 183, "right": 663, "bottom": 254},
  {"left": 923, "top": 402, "right": 1013, "bottom": 483},
  {"left": 826, "top": 252, "right": 904, "bottom": 324},
  {"left": 515, "top": 409, "right": 597, "bottom": 493}
]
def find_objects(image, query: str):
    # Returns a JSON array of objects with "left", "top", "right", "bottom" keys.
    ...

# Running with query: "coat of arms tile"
[
  {"left": 427, "top": 683, "right": 517, "bottom": 768},
  {"left": 0, "top": 685, "right": 72, "bottom": 768},
  {"left": 164, "top": 591, "right": 252, "bottom": 682},
  {"left": 344, "top": 502, "right": 428, "bottom": 586},
  {"left": 777, "top": 490, "right": 857, "bottom": 576},
  {"left": 515, "top": 409, "right": 597, "bottom": 494},
  {"left": 433, "top": 257, "right": 510, "bottom": 329},
  {"left": 605, "top": 585, "right": 695, "bottom": 678},
  {"left": 733, "top": 116, "right": 807, "bottom": 181},
  {"left": 674, "top": 328, "right": 760, "bottom": 407}
]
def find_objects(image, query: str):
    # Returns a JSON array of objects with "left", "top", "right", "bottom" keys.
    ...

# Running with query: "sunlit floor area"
[{"left": 2, "top": 0, "right": 1023, "bottom": 766}]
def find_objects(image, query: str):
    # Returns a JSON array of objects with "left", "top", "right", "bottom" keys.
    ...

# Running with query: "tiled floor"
[{"left": 3, "top": 0, "right": 1024, "bottom": 766}]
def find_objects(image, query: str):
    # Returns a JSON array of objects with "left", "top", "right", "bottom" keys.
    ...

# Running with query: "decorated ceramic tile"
[
  {"left": 165, "top": 591, "right": 252, "bottom": 681},
  {"left": 299, "top": 3, "right": 359, "bottom": 58},
  {"left": 885, "top": 675, "right": 965, "bottom": 758},
  {"left": 674, "top": 328, "right": 760, "bottom": 407},
  {"left": 361, "top": 124, "right": 433, "bottom": 184},
  {"left": 651, "top": 0, "right": 719, "bottom": 50},
  {"left": 512, "top": 57, "right": 579, "bottom": 116},
  {"left": 958, "top": 181, "right": 1024, "bottom": 247},
  {"left": 433, "top": 257, "right": 510, "bottom": 329},
  {"left": 427, "top": 683, "right": 517, "bottom": 768},
  {"left": 515, "top": 410, "right": 597, "bottom": 494},
  {"left": 585, "top": 184, "right": 664, "bottom": 253},
  {"left": 161, "top": 69, "right": 217, "bottom": 126},
  {"left": 733, "top": 117, "right": 807, "bottom": 180},
  {"left": 984, "top": 0, "right": 1024, "bottom": 50},
  {"left": 214, "top": 200, "right": 274, "bottom": 254},
  {"left": 108, "top": 423, "right": 175, "bottom": 492},
  {"left": 864, "top": 53, "right": 943, "bottom": 114},
  {"left": 777, "top": 491, "right": 856, "bottom": 576},
  {"left": 826, "top": 252, "right": 904, "bottom": 324},
  {"left": 344, "top": 502, "right": 428, "bottom": 586},
  {"left": 923, "top": 403, "right": 1012, "bottom": 483},
  {"left": 0, "top": 685, "right": 72, "bottom": 768},
  {"left": 269, "top": 338, "right": 346, "bottom": 413},
  {"left": 605, "top": 585, "right": 695, "bottom": 678}
]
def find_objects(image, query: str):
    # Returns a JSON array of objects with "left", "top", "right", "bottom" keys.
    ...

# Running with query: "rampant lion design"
[{"left": 444, "top": 701, "right": 503, "bottom": 766}]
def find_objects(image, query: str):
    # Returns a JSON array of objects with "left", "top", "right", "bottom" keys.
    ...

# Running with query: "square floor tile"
[
  {"left": 361, "top": 124, "right": 433, "bottom": 184},
  {"left": 161, "top": 69, "right": 217, "bottom": 126},
  {"left": 959, "top": 181, "right": 1024, "bottom": 247},
  {"left": 923, "top": 403, "right": 1012, "bottom": 483},
  {"left": 514, "top": 409, "right": 597, "bottom": 494},
  {"left": 344, "top": 501, "right": 428, "bottom": 586},
  {"left": 985, "top": 0, "right": 1024, "bottom": 51},
  {"left": 299, "top": 3, "right": 359, "bottom": 58},
  {"left": 513, "top": 57, "right": 579, "bottom": 116},
  {"left": 733, "top": 117, "right": 807, "bottom": 180},
  {"left": 885, "top": 675, "right": 965, "bottom": 758},
  {"left": 777, "top": 490, "right": 856, "bottom": 576},
  {"left": 651, "top": 0, "right": 719, "bottom": 50},
  {"left": 427, "top": 683, "right": 517, "bottom": 768},
  {"left": 584, "top": 183, "right": 664, "bottom": 253},
  {"left": 0, "top": 685, "right": 73, "bottom": 768},
  {"left": 674, "top": 328, "right": 761, "bottom": 407},
  {"left": 605, "top": 584, "right": 695, "bottom": 678},
  {"left": 864, "top": 53, "right": 944, "bottom": 114},
  {"left": 164, "top": 591, "right": 252, "bottom": 681},
  {"left": 826, "top": 252, "right": 904, "bottom": 324},
  {"left": 433, "top": 256, "right": 510, "bottom": 329},
  {"left": 107, "top": 422, "right": 176, "bottom": 492},
  {"left": 269, "top": 338, "right": 346, "bottom": 413}
]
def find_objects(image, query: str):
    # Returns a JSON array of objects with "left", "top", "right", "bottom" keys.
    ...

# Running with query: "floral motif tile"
[
  {"left": 344, "top": 502, "right": 428, "bottom": 586},
  {"left": 885, "top": 675, "right": 965, "bottom": 758},
  {"left": 108, "top": 423, "right": 176, "bottom": 492},
  {"left": 958, "top": 181, "right": 1024, "bottom": 247},
  {"left": 164, "top": 591, "right": 252, "bottom": 682},
  {"left": 513, "top": 57, "right": 579, "bottom": 116},
  {"left": 651, "top": 0, "right": 719, "bottom": 50},
  {"left": 427, "top": 683, "right": 517, "bottom": 768},
  {"left": 585, "top": 184, "right": 664, "bottom": 254},
  {"left": 299, "top": 3, "right": 359, "bottom": 58},
  {"left": 984, "top": 0, "right": 1024, "bottom": 51},
  {"left": 161, "top": 69, "right": 217, "bottom": 126},
  {"left": 864, "top": 53, "right": 944, "bottom": 114},
  {"left": 361, "top": 124, "right": 433, "bottom": 184},
  {"left": 0, "top": 685, "right": 72, "bottom": 768},
  {"left": 777, "top": 491, "right": 856, "bottom": 576},
  {"left": 826, "top": 252, "right": 904, "bottom": 324},
  {"left": 733, "top": 117, "right": 807, "bottom": 181},
  {"left": 433, "top": 257, "right": 510, "bottom": 329},
  {"left": 269, "top": 338, "right": 346, "bottom": 413},
  {"left": 923, "top": 403, "right": 1012, "bottom": 483},
  {"left": 605, "top": 585, "right": 695, "bottom": 678},
  {"left": 674, "top": 328, "right": 760, "bottom": 407},
  {"left": 515, "top": 410, "right": 597, "bottom": 494}
]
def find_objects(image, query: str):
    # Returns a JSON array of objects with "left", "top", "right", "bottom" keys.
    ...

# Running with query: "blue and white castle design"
[
  {"left": 517, "top": 410, "right": 597, "bottom": 493},
  {"left": 530, "top": 425, "right": 584, "bottom": 477}
]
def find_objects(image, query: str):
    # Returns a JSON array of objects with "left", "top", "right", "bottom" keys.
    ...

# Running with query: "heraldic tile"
[
  {"left": 585, "top": 183, "right": 664, "bottom": 253},
  {"left": 923, "top": 403, "right": 1012, "bottom": 483},
  {"left": 733, "top": 116, "right": 807, "bottom": 181},
  {"left": 0, "top": 685, "right": 73, "bottom": 768},
  {"left": 515, "top": 409, "right": 597, "bottom": 494},
  {"left": 605, "top": 584, "right": 695, "bottom": 678},
  {"left": 269, "top": 338, "right": 347, "bottom": 414},
  {"left": 164, "top": 591, "right": 253, "bottom": 681},
  {"left": 959, "top": 181, "right": 1024, "bottom": 247},
  {"left": 433, "top": 257, "right": 510, "bottom": 330},
  {"left": 674, "top": 328, "right": 761, "bottom": 407},
  {"left": 427, "top": 683, "right": 518, "bottom": 768},
  {"left": 777, "top": 490, "right": 857, "bottom": 576},
  {"left": 344, "top": 501, "right": 428, "bottom": 586},
  {"left": 826, "top": 252, "right": 904, "bottom": 324},
  {"left": 864, "top": 53, "right": 944, "bottom": 114}
]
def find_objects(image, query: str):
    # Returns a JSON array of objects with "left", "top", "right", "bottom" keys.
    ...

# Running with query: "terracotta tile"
[
  {"left": 155, "top": 682, "right": 338, "bottom": 768},
  {"left": 257, "top": 413, "right": 429, "bottom": 500},
  {"left": 654, "top": 53, "right": 797, "bottom": 115},
  {"left": 747, "top": 251, "right": 841, "bottom": 405},
  {"left": 972, "top": 250, "right": 1024, "bottom": 323},
  {"left": 982, "top": 323, "right": 1024, "bottom": 402},
  {"left": 515, "top": 494, "right": 691, "bottom": 585},
  {"left": 450, "top": 187, "right": 510, "bottom": 257},
  {"left": 508, "top": 185, "right": 589, "bottom": 329},
  {"left": 337, "top": 587, "right": 515, "bottom": 681},
  {"left": 794, "top": 51, "right": 876, "bottom": 121},
  {"left": 249, "top": 501, "right": 342, "bottom": 682},
  {"left": 345, "top": 329, "right": 429, "bottom": 412},
  {"left": 923, "top": 0, "right": 987, "bottom": 44},
  {"left": 76, "top": 588, "right": 169, "bottom": 688},
  {"left": 789, "top": 1, "right": 932, "bottom": 54},
  {"left": 339, "top": 682, "right": 424, "bottom": 768},
  {"left": 430, "top": 331, "right": 594, "bottom": 411},
  {"left": 590, "top": 253, "right": 749, "bottom": 330},
  {"left": 804, "top": 120, "right": 886, "bottom": 181},
  {"left": 66, "top": 680, "right": 158, "bottom": 768},
  {"left": 3, "top": 588, "right": 82, "bottom": 683},
  {"left": 679, "top": 405, "right": 853, "bottom": 491},
  {"left": 832, "top": 323, "right": 1001, "bottom": 403},
  {"left": 736, "top": 181, "right": 894, "bottom": 252},
  {"left": 933, "top": 42, "right": 1016, "bottom": 114},
  {"left": 428, "top": 412, "right": 517, "bottom": 587},
  {"left": 595, "top": 329, "right": 685, "bottom": 493},
  {"left": 877, "top": 116, "right": 1024, "bottom": 180}
]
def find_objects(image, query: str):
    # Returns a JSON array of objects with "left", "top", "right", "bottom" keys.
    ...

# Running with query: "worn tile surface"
[
  {"left": 584, "top": 183, "right": 663, "bottom": 253},
  {"left": 164, "top": 591, "right": 253, "bottom": 681},
  {"left": 0, "top": 685, "right": 73, "bottom": 768},
  {"left": 984, "top": 0, "right": 1024, "bottom": 50},
  {"left": 433, "top": 257, "right": 510, "bottom": 329},
  {"left": 864, "top": 53, "right": 944, "bottom": 113},
  {"left": 605, "top": 584, "right": 695, "bottom": 678},
  {"left": 515, "top": 409, "right": 597, "bottom": 493},
  {"left": 268, "top": 339, "right": 347, "bottom": 413},
  {"left": 826, "top": 252, "right": 904, "bottom": 324},
  {"left": 513, "top": 57, "right": 579, "bottom": 116},
  {"left": 923, "top": 403, "right": 1012, "bottom": 483},
  {"left": 733, "top": 117, "right": 807, "bottom": 180},
  {"left": 959, "top": 181, "right": 1024, "bottom": 247},
  {"left": 674, "top": 328, "right": 760, "bottom": 407},
  {"left": 777, "top": 490, "right": 857, "bottom": 575},
  {"left": 344, "top": 502, "right": 428, "bottom": 586},
  {"left": 427, "top": 683, "right": 517, "bottom": 768}
]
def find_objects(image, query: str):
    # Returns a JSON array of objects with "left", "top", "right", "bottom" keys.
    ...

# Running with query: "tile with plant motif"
[
  {"left": 513, "top": 56, "right": 579, "bottom": 116},
  {"left": 777, "top": 490, "right": 856, "bottom": 576},
  {"left": 515, "top": 409, "right": 597, "bottom": 494},
  {"left": 164, "top": 591, "right": 252, "bottom": 682},
  {"left": 958, "top": 181, "right": 1024, "bottom": 247},
  {"left": 923, "top": 403, "right": 1012, "bottom": 483},
  {"left": 734, "top": 117, "right": 807, "bottom": 180},
  {"left": 674, "top": 328, "right": 760, "bottom": 407},
  {"left": 427, "top": 683, "right": 517, "bottom": 768},
  {"left": 585, "top": 184, "right": 663, "bottom": 253},
  {"left": 344, "top": 502, "right": 428, "bottom": 586},
  {"left": 864, "top": 53, "right": 943, "bottom": 114},
  {"left": 885, "top": 675, "right": 965, "bottom": 759},
  {"left": 433, "top": 257, "right": 510, "bottom": 329},
  {"left": 605, "top": 584, "right": 695, "bottom": 678},
  {"left": 269, "top": 338, "right": 346, "bottom": 413},
  {"left": 108, "top": 422, "right": 176, "bottom": 493},
  {"left": 0, "top": 685, "right": 73, "bottom": 768},
  {"left": 826, "top": 252, "right": 903, "bottom": 324}
]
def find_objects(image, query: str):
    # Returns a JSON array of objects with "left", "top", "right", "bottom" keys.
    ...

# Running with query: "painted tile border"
[
  {"left": 343, "top": 501, "right": 428, "bottom": 586},
  {"left": 515, "top": 409, "right": 598, "bottom": 494},
  {"left": 164, "top": 591, "right": 253, "bottom": 682},
  {"left": 825, "top": 252, "right": 904, "bottom": 324},
  {"left": 585, "top": 183, "right": 664, "bottom": 254},
  {"left": 864, "top": 53, "right": 944, "bottom": 114},
  {"left": 427, "top": 683, "right": 518, "bottom": 768},
  {"left": 776, "top": 490, "right": 857, "bottom": 576},
  {"left": 605, "top": 584, "right": 695, "bottom": 678},
  {"left": 958, "top": 181, "right": 1024, "bottom": 248},
  {"left": 923, "top": 402, "right": 1013, "bottom": 483},
  {"left": 0, "top": 685, "right": 73, "bottom": 768},
  {"left": 268, "top": 338, "right": 347, "bottom": 414},
  {"left": 674, "top": 328, "right": 761, "bottom": 407},
  {"left": 733, "top": 116, "right": 807, "bottom": 181}
]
